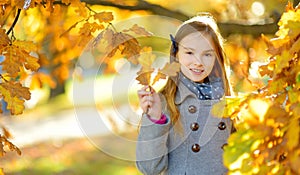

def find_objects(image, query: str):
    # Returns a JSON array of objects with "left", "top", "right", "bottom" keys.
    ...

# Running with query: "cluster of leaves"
[
  {"left": 135, "top": 46, "right": 180, "bottom": 86},
  {"left": 0, "top": 0, "right": 177, "bottom": 169},
  {"left": 90, "top": 21, "right": 180, "bottom": 86},
  {"left": 0, "top": 29, "right": 33, "bottom": 174},
  {"left": 0, "top": 0, "right": 155, "bottom": 170},
  {"left": 91, "top": 23, "right": 153, "bottom": 72},
  {"left": 214, "top": 2, "right": 300, "bottom": 174}
]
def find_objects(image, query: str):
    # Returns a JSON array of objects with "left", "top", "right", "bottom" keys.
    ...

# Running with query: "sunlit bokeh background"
[{"left": 0, "top": 0, "right": 295, "bottom": 174}]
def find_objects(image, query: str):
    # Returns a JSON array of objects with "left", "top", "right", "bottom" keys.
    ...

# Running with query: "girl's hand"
[{"left": 137, "top": 86, "right": 162, "bottom": 120}]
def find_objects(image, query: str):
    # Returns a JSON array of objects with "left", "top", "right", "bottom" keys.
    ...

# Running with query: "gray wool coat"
[{"left": 136, "top": 81, "right": 232, "bottom": 175}]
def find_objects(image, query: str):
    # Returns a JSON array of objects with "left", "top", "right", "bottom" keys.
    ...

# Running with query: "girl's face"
[{"left": 177, "top": 32, "right": 216, "bottom": 83}]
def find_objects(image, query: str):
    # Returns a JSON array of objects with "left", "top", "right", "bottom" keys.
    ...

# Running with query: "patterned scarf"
[{"left": 179, "top": 72, "right": 224, "bottom": 100}]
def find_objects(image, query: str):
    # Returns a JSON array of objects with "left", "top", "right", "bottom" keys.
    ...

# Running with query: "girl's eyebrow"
[
  {"left": 204, "top": 49, "right": 215, "bottom": 52},
  {"left": 181, "top": 46, "right": 215, "bottom": 53},
  {"left": 181, "top": 46, "right": 195, "bottom": 51}
]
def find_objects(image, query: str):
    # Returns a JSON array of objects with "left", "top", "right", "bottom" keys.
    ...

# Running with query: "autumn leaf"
[
  {"left": 1, "top": 41, "right": 40, "bottom": 76},
  {"left": 152, "top": 62, "right": 180, "bottom": 85},
  {"left": 7, "top": 96, "right": 25, "bottom": 115},
  {"left": 274, "top": 50, "right": 294, "bottom": 74},
  {"left": 0, "top": 135, "right": 21, "bottom": 156},
  {"left": 13, "top": 40, "right": 37, "bottom": 53},
  {"left": 261, "top": 35, "right": 290, "bottom": 56},
  {"left": 0, "top": 28, "right": 10, "bottom": 46},
  {"left": 291, "top": 36, "right": 300, "bottom": 54},
  {"left": 159, "top": 62, "right": 180, "bottom": 77},
  {"left": 0, "top": 85, "right": 25, "bottom": 115},
  {"left": 1, "top": 81, "right": 31, "bottom": 100},
  {"left": 286, "top": 118, "right": 299, "bottom": 150},
  {"left": 24, "top": 55, "right": 40, "bottom": 72},
  {"left": 72, "top": 1, "right": 88, "bottom": 18},
  {"left": 94, "top": 12, "right": 114, "bottom": 23},
  {"left": 135, "top": 47, "right": 156, "bottom": 85},
  {"left": 121, "top": 37, "right": 141, "bottom": 64},
  {"left": 287, "top": 21, "right": 300, "bottom": 40},
  {"left": 123, "top": 24, "right": 153, "bottom": 37},
  {"left": 2, "top": 126, "right": 12, "bottom": 139},
  {"left": 137, "top": 47, "right": 156, "bottom": 71},
  {"left": 136, "top": 69, "right": 153, "bottom": 86},
  {"left": 268, "top": 78, "right": 287, "bottom": 94},
  {"left": 105, "top": 31, "right": 141, "bottom": 64}
]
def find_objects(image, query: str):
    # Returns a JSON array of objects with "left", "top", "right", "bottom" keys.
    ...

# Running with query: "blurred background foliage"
[{"left": 0, "top": 0, "right": 299, "bottom": 174}]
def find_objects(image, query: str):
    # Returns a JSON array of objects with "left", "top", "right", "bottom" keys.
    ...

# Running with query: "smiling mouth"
[{"left": 190, "top": 68, "right": 204, "bottom": 74}]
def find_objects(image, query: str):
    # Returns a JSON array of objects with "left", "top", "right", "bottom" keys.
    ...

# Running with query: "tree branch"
[
  {"left": 80, "top": 0, "right": 280, "bottom": 37},
  {"left": 6, "top": 8, "right": 21, "bottom": 35},
  {"left": 83, "top": 0, "right": 190, "bottom": 21}
]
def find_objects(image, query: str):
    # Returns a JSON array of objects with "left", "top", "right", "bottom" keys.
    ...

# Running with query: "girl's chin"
[{"left": 188, "top": 76, "right": 205, "bottom": 82}]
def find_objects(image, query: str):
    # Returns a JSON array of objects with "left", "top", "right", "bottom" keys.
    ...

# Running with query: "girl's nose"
[{"left": 193, "top": 55, "right": 203, "bottom": 65}]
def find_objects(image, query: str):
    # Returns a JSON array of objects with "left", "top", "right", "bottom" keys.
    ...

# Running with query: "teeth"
[{"left": 191, "top": 69, "right": 203, "bottom": 73}]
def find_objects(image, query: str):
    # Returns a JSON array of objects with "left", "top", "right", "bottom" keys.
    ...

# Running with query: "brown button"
[
  {"left": 191, "top": 144, "right": 200, "bottom": 152},
  {"left": 188, "top": 105, "right": 197, "bottom": 113},
  {"left": 190, "top": 122, "right": 199, "bottom": 131},
  {"left": 218, "top": 122, "right": 226, "bottom": 130}
]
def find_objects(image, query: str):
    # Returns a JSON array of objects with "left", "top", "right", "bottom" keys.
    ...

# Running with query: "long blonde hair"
[{"left": 161, "top": 13, "right": 231, "bottom": 127}]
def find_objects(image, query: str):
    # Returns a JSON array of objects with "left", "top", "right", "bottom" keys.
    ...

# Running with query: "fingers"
[
  {"left": 140, "top": 95, "right": 153, "bottom": 111},
  {"left": 137, "top": 86, "right": 156, "bottom": 113}
]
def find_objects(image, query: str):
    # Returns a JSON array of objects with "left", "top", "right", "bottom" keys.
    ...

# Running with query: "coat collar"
[
  {"left": 175, "top": 81, "right": 222, "bottom": 105},
  {"left": 175, "top": 81, "right": 197, "bottom": 105}
]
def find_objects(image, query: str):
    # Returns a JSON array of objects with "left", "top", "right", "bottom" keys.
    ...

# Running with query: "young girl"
[{"left": 136, "top": 13, "right": 233, "bottom": 174}]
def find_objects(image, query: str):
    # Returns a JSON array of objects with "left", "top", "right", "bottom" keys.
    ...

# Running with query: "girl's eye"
[
  {"left": 204, "top": 53, "right": 214, "bottom": 57},
  {"left": 185, "top": 51, "right": 193, "bottom": 55}
]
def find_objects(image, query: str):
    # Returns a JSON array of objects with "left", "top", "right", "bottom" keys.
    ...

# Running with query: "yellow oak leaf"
[
  {"left": 13, "top": 40, "right": 37, "bottom": 53},
  {"left": 1, "top": 42, "right": 40, "bottom": 76},
  {"left": 7, "top": 96, "right": 25, "bottom": 115},
  {"left": 0, "top": 28, "right": 10, "bottom": 46},
  {"left": 25, "top": 55, "right": 40, "bottom": 72},
  {"left": 73, "top": 1, "right": 88, "bottom": 18},
  {"left": 1, "top": 55, "right": 21, "bottom": 77},
  {"left": 160, "top": 62, "right": 181, "bottom": 77},
  {"left": 123, "top": 24, "right": 153, "bottom": 37},
  {"left": 107, "top": 32, "right": 141, "bottom": 64},
  {"left": 137, "top": 47, "right": 156, "bottom": 71},
  {"left": 94, "top": 12, "right": 114, "bottom": 23},
  {"left": 151, "top": 72, "right": 167, "bottom": 86},
  {"left": 1, "top": 81, "right": 31, "bottom": 100},
  {"left": 275, "top": 50, "right": 294, "bottom": 74},
  {"left": 0, "top": 85, "right": 25, "bottom": 115},
  {"left": 152, "top": 62, "right": 180, "bottom": 85},
  {"left": 136, "top": 68, "right": 153, "bottom": 85},
  {"left": 122, "top": 37, "right": 141, "bottom": 64}
]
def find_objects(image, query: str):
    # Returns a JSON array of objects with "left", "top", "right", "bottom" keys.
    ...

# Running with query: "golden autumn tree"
[
  {"left": 0, "top": 0, "right": 181, "bottom": 168},
  {"left": 213, "top": 2, "right": 300, "bottom": 174}
]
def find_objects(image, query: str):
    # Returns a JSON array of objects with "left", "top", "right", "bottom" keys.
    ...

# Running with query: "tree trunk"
[{"left": 49, "top": 81, "right": 65, "bottom": 99}]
